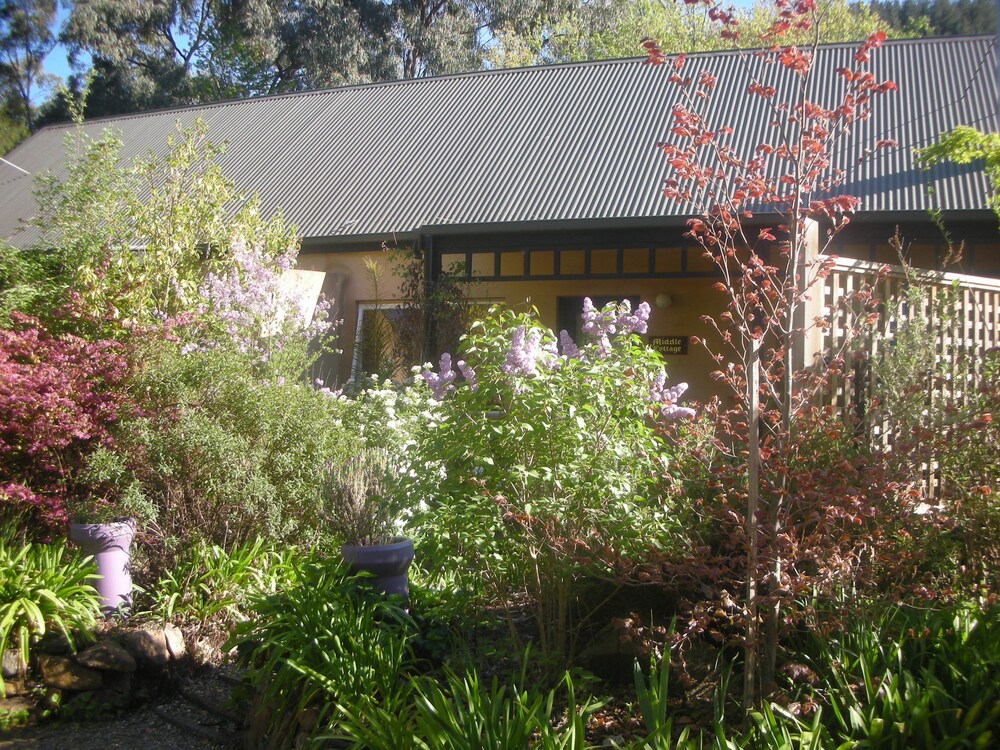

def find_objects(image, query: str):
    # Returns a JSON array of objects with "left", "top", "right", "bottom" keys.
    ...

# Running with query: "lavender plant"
[{"left": 405, "top": 299, "right": 693, "bottom": 662}]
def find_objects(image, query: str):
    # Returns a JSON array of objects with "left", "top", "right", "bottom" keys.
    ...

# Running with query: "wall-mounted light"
[{"left": 655, "top": 293, "right": 673, "bottom": 309}]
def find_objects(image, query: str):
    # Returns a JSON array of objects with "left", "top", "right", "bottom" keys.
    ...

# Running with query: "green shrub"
[
  {"left": 871, "top": 282, "right": 1000, "bottom": 592},
  {"left": 405, "top": 301, "right": 692, "bottom": 662},
  {"left": 0, "top": 537, "right": 100, "bottom": 696},
  {"left": 93, "top": 340, "right": 358, "bottom": 555}
]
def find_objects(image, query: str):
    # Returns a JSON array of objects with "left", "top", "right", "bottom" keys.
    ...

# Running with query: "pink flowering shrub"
[
  {"left": 407, "top": 299, "right": 694, "bottom": 661},
  {"left": 0, "top": 314, "right": 130, "bottom": 536}
]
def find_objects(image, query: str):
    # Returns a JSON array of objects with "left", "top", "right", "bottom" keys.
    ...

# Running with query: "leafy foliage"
[
  {"left": 869, "top": 283, "right": 1000, "bottom": 593},
  {"left": 873, "top": 0, "right": 996, "bottom": 36},
  {"left": 488, "top": 0, "right": 895, "bottom": 68},
  {"left": 917, "top": 126, "right": 1000, "bottom": 229},
  {"left": 134, "top": 536, "right": 304, "bottom": 635},
  {"left": 333, "top": 666, "right": 600, "bottom": 750},
  {"left": 0, "top": 536, "right": 100, "bottom": 697},
  {"left": 228, "top": 557, "right": 417, "bottom": 749},
  {"left": 0, "top": 314, "right": 131, "bottom": 536},
  {"left": 92, "top": 338, "right": 356, "bottom": 556},
  {"left": 389, "top": 246, "right": 481, "bottom": 374},
  {"left": 1, "top": 118, "right": 305, "bottom": 342},
  {"left": 407, "top": 300, "right": 692, "bottom": 662},
  {"left": 322, "top": 447, "right": 404, "bottom": 546},
  {"left": 648, "top": 0, "right": 899, "bottom": 704},
  {"left": 0, "top": 0, "right": 58, "bottom": 130}
]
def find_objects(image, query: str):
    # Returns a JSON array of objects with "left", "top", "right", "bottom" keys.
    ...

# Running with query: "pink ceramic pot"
[{"left": 69, "top": 519, "right": 136, "bottom": 617}]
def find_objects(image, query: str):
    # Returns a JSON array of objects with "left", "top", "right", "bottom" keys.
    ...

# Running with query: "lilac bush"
[
  {"left": 406, "top": 299, "right": 694, "bottom": 661},
  {"left": 187, "top": 228, "right": 336, "bottom": 369}
]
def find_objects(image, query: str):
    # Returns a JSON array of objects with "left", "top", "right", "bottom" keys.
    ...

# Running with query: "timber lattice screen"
[{"left": 821, "top": 258, "right": 1000, "bottom": 497}]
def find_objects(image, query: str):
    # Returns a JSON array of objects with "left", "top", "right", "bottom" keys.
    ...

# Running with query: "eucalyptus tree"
[
  {"left": 488, "top": 0, "right": 894, "bottom": 68},
  {"left": 1, "top": 0, "right": 58, "bottom": 130}
]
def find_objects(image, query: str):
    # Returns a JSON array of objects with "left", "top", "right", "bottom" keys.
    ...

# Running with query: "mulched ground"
[{"left": 0, "top": 667, "right": 237, "bottom": 750}]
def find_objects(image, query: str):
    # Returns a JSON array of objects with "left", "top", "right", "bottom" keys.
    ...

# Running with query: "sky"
[{"left": 33, "top": 7, "right": 86, "bottom": 104}]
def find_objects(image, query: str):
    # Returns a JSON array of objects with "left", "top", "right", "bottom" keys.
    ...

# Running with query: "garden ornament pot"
[
  {"left": 68, "top": 518, "right": 136, "bottom": 617},
  {"left": 340, "top": 538, "right": 415, "bottom": 598}
]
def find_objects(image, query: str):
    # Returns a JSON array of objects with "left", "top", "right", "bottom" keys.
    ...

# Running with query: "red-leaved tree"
[
  {"left": 647, "top": 0, "right": 899, "bottom": 706},
  {"left": 0, "top": 314, "right": 131, "bottom": 537}
]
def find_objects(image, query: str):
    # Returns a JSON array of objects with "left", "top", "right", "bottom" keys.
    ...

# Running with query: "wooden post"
[{"left": 793, "top": 218, "right": 824, "bottom": 373}]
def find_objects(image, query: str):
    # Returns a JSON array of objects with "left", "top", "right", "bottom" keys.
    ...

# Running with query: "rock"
[
  {"left": 164, "top": 624, "right": 186, "bottom": 660},
  {"left": 2, "top": 649, "right": 26, "bottom": 678},
  {"left": 191, "top": 637, "right": 218, "bottom": 665},
  {"left": 3, "top": 678, "right": 29, "bottom": 696},
  {"left": 76, "top": 639, "right": 137, "bottom": 672},
  {"left": 101, "top": 670, "right": 133, "bottom": 696},
  {"left": 36, "top": 630, "right": 74, "bottom": 655},
  {"left": 122, "top": 628, "right": 170, "bottom": 668},
  {"left": 38, "top": 654, "right": 103, "bottom": 691},
  {"left": 96, "top": 686, "right": 132, "bottom": 709}
]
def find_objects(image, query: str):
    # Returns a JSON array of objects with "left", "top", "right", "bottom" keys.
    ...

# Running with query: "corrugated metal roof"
[{"left": 2, "top": 35, "right": 996, "bottom": 246}]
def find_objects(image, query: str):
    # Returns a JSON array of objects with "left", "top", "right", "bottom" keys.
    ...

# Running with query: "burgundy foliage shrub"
[{"left": 0, "top": 313, "right": 130, "bottom": 536}]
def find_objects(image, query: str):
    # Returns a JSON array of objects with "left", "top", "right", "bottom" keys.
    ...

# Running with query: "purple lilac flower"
[
  {"left": 422, "top": 353, "right": 458, "bottom": 400},
  {"left": 504, "top": 325, "right": 560, "bottom": 377},
  {"left": 191, "top": 232, "right": 336, "bottom": 355},
  {"left": 581, "top": 297, "right": 619, "bottom": 338},
  {"left": 648, "top": 376, "right": 696, "bottom": 420},
  {"left": 617, "top": 301, "right": 651, "bottom": 335},
  {"left": 596, "top": 334, "right": 612, "bottom": 359},
  {"left": 502, "top": 326, "right": 537, "bottom": 376},
  {"left": 580, "top": 297, "right": 602, "bottom": 336},
  {"left": 581, "top": 298, "right": 651, "bottom": 341},
  {"left": 456, "top": 360, "right": 478, "bottom": 391},
  {"left": 559, "top": 330, "right": 582, "bottom": 359}
]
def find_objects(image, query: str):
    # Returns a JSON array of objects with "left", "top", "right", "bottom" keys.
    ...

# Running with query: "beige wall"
[{"left": 297, "top": 249, "right": 726, "bottom": 402}]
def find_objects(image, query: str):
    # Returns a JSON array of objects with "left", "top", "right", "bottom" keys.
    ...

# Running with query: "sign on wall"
[{"left": 649, "top": 336, "right": 689, "bottom": 355}]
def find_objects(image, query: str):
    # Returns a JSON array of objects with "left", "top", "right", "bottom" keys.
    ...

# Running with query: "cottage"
[{"left": 2, "top": 35, "right": 998, "bottom": 393}]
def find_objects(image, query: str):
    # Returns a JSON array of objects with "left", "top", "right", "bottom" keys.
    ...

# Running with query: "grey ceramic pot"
[{"left": 341, "top": 538, "right": 415, "bottom": 598}]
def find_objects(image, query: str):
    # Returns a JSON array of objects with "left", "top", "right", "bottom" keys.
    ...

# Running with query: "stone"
[
  {"left": 38, "top": 654, "right": 103, "bottom": 691},
  {"left": 3, "top": 678, "right": 29, "bottom": 696},
  {"left": 36, "top": 630, "right": 74, "bottom": 655},
  {"left": 2, "top": 649, "right": 26, "bottom": 679},
  {"left": 122, "top": 628, "right": 169, "bottom": 668},
  {"left": 66, "top": 686, "right": 131, "bottom": 712},
  {"left": 101, "top": 671, "right": 133, "bottom": 698},
  {"left": 191, "top": 637, "right": 218, "bottom": 665},
  {"left": 76, "top": 639, "right": 137, "bottom": 672},
  {"left": 163, "top": 624, "right": 186, "bottom": 660}
]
